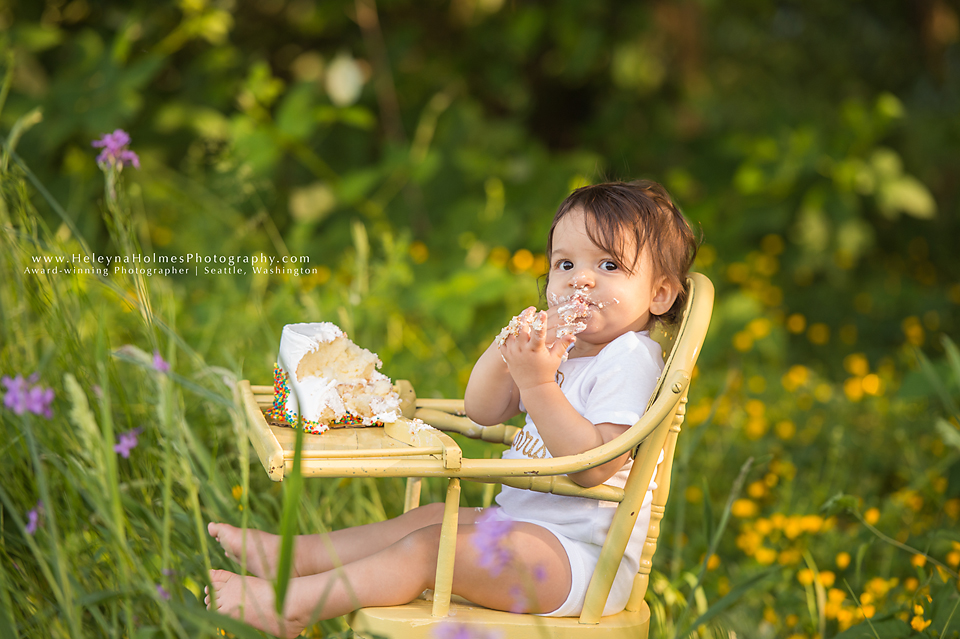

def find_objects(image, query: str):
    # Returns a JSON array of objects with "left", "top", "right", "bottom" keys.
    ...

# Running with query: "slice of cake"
[{"left": 266, "top": 323, "right": 400, "bottom": 434}]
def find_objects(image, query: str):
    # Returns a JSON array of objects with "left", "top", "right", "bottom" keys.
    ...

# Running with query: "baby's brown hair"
[{"left": 545, "top": 180, "right": 699, "bottom": 325}]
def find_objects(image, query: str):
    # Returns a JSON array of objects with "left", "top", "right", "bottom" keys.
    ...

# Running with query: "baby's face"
[{"left": 546, "top": 208, "right": 667, "bottom": 357}]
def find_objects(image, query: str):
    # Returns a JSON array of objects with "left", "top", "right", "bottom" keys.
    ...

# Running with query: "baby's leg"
[
  {"left": 206, "top": 515, "right": 572, "bottom": 635},
  {"left": 208, "top": 502, "right": 449, "bottom": 579}
]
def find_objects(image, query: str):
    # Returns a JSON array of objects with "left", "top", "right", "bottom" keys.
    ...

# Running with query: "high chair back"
[{"left": 347, "top": 272, "right": 714, "bottom": 638}]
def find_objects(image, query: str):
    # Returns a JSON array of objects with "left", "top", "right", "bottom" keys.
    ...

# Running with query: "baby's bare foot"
[
  {"left": 207, "top": 522, "right": 298, "bottom": 579},
  {"left": 205, "top": 569, "right": 305, "bottom": 639}
]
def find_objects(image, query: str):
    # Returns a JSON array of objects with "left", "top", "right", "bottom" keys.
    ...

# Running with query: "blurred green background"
[{"left": 2, "top": 0, "right": 960, "bottom": 637}]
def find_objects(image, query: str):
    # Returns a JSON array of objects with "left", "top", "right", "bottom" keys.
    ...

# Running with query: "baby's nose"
[{"left": 570, "top": 270, "right": 594, "bottom": 287}]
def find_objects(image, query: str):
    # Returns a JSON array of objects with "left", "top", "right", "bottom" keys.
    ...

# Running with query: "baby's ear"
[{"left": 649, "top": 277, "right": 680, "bottom": 317}]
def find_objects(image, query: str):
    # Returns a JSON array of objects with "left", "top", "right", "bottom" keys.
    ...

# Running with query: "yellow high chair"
[{"left": 242, "top": 273, "right": 714, "bottom": 639}]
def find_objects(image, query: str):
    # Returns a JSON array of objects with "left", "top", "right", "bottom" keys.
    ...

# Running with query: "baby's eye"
[
  {"left": 601, "top": 260, "right": 619, "bottom": 272},
  {"left": 556, "top": 259, "right": 574, "bottom": 271}
]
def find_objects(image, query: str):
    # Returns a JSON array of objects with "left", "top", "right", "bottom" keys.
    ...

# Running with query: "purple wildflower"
[
  {"left": 152, "top": 351, "right": 170, "bottom": 373},
  {"left": 156, "top": 584, "right": 171, "bottom": 600},
  {"left": 114, "top": 427, "right": 143, "bottom": 458},
  {"left": 471, "top": 510, "right": 514, "bottom": 576},
  {"left": 532, "top": 563, "right": 547, "bottom": 583},
  {"left": 432, "top": 624, "right": 472, "bottom": 639},
  {"left": 2, "top": 374, "right": 54, "bottom": 419},
  {"left": 25, "top": 386, "right": 55, "bottom": 419},
  {"left": 92, "top": 129, "right": 140, "bottom": 170},
  {"left": 508, "top": 585, "right": 526, "bottom": 613},
  {"left": 25, "top": 501, "right": 43, "bottom": 535},
  {"left": 2, "top": 375, "right": 28, "bottom": 414},
  {"left": 432, "top": 624, "right": 503, "bottom": 639}
]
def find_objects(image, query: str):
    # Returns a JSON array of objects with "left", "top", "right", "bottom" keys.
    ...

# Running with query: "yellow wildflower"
[
  {"left": 807, "top": 323, "right": 830, "bottom": 345},
  {"left": 745, "top": 417, "right": 768, "bottom": 440},
  {"left": 911, "top": 554, "right": 927, "bottom": 568},
  {"left": 748, "top": 481, "right": 767, "bottom": 499},
  {"left": 745, "top": 399, "right": 765, "bottom": 417},
  {"left": 844, "top": 353, "right": 870, "bottom": 376},
  {"left": 717, "top": 576, "right": 730, "bottom": 596},
  {"left": 784, "top": 516, "right": 804, "bottom": 539},
  {"left": 775, "top": 419, "right": 796, "bottom": 440},
  {"left": 797, "top": 568, "right": 815, "bottom": 586},
  {"left": 843, "top": 377, "right": 864, "bottom": 402},
  {"left": 733, "top": 331, "right": 754, "bottom": 352},
  {"left": 786, "top": 314, "right": 806, "bottom": 334},
  {"left": 732, "top": 499, "right": 759, "bottom": 518},
  {"left": 861, "top": 373, "right": 882, "bottom": 395},
  {"left": 763, "top": 607, "right": 778, "bottom": 624},
  {"left": 836, "top": 552, "right": 851, "bottom": 570},
  {"left": 706, "top": 554, "right": 721, "bottom": 570},
  {"left": 864, "top": 507, "right": 880, "bottom": 525},
  {"left": 946, "top": 498, "right": 960, "bottom": 519},
  {"left": 410, "top": 241, "right": 430, "bottom": 264},
  {"left": 747, "top": 317, "right": 772, "bottom": 339},
  {"left": 819, "top": 571, "right": 836, "bottom": 588},
  {"left": 946, "top": 550, "right": 960, "bottom": 567},
  {"left": 232, "top": 485, "right": 243, "bottom": 501},
  {"left": 801, "top": 514, "right": 824, "bottom": 533},
  {"left": 755, "top": 518, "right": 773, "bottom": 535},
  {"left": 905, "top": 577, "right": 919, "bottom": 591},
  {"left": 911, "top": 616, "right": 932, "bottom": 632},
  {"left": 510, "top": 248, "right": 534, "bottom": 272},
  {"left": 836, "top": 607, "right": 855, "bottom": 629},
  {"left": 755, "top": 547, "right": 777, "bottom": 565},
  {"left": 778, "top": 548, "right": 802, "bottom": 565},
  {"left": 828, "top": 588, "right": 847, "bottom": 604},
  {"left": 737, "top": 530, "right": 762, "bottom": 555},
  {"left": 781, "top": 364, "right": 809, "bottom": 391}
]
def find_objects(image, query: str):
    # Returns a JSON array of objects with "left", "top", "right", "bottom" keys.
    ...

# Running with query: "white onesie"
[{"left": 493, "top": 330, "right": 665, "bottom": 617}]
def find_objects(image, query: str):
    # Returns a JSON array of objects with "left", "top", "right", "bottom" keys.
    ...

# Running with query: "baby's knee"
[{"left": 398, "top": 524, "right": 443, "bottom": 567}]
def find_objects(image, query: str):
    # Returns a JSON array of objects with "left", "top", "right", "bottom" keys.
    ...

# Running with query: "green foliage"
[{"left": 1, "top": 1, "right": 959, "bottom": 637}]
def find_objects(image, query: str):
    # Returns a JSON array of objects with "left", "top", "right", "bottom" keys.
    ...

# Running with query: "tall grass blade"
[
  {"left": 275, "top": 414, "right": 305, "bottom": 612},
  {"left": 686, "top": 567, "right": 778, "bottom": 633},
  {"left": 915, "top": 347, "right": 960, "bottom": 418},
  {"left": 674, "top": 456, "right": 754, "bottom": 636}
]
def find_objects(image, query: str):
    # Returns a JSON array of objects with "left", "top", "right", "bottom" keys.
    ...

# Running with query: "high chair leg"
[
  {"left": 404, "top": 477, "right": 422, "bottom": 513},
  {"left": 431, "top": 478, "right": 461, "bottom": 617}
]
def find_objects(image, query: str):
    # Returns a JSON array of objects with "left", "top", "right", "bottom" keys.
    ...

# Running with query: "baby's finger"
[
  {"left": 550, "top": 333, "right": 577, "bottom": 357},
  {"left": 532, "top": 311, "right": 548, "bottom": 345}
]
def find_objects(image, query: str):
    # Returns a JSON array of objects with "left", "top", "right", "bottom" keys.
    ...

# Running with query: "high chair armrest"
[{"left": 415, "top": 408, "right": 519, "bottom": 446}]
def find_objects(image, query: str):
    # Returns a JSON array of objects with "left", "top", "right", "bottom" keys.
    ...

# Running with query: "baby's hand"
[{"left": 498, "top": 309, "right": 576, "bottom": 391}]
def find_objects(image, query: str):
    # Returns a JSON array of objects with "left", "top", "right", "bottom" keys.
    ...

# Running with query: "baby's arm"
[
  {"left": 464, "top": 338, "right": 523, "bottom": 426},
  {"left": 464, "top": 305, "right": 570, "bottom": 425},
  {"left": 498, "top": 311, "right": 630, "bottom": 488}
]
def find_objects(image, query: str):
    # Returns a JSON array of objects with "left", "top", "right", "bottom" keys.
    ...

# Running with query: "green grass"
[{"left": 2, "top": 112, "right": 959, "bottom": 638}]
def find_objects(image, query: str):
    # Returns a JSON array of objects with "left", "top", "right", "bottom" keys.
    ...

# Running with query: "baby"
[{"left": 205, "top": 179, "right": 698, "bottom": 636}]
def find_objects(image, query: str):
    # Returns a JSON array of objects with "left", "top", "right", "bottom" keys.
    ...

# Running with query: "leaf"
[
  {"left": 935, "top": 419, "right": 960, "bottom": 452},
  {"left": 820, "top": 492, "right": 860, "bottom": 517},
  {"left": 878, "top": 175, "right": 937, "bottom": 220},
  {"left": 943, "top": 336, "right": 960, "bottom": 391},
  {"left": 914, "top": 347, "right": 960, "bottom": 417},
  {"left": 830, "top": 617, "right": 911, "bottom": 639},
  {"left": 686, "top": 567, "right": 779, "bottom": 632}
]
